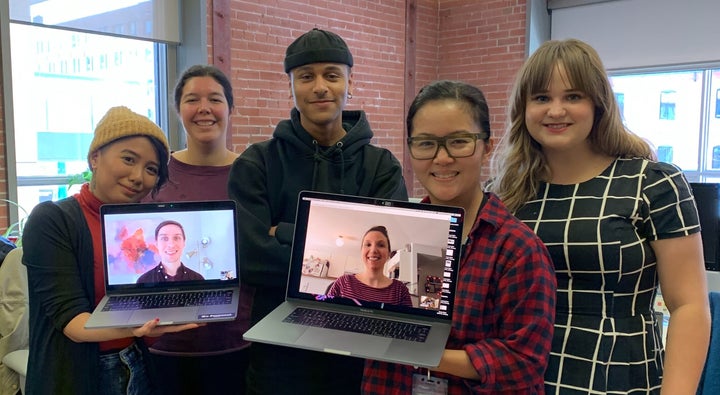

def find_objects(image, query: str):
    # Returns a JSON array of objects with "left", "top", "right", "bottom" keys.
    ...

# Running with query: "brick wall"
[
  {"left": 0, "top": 1, "right": 529, "bottom": 230},
  {"left": 219, "top": 0, "right": 527, "bottom": 198},
  {"left": 223, "top": 1, "right": 409, "bottom": 159},
  {"left": 433, "top": 0, "right": 527, "bottom": 197}
]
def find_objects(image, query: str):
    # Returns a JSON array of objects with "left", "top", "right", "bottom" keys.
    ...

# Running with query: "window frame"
[{"left": 0, "top": 0, "right": 205, "bottom": 228}]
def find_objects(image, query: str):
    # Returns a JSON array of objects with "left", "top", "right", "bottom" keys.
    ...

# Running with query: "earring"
[{"left": 348, "top": 93, "right": 353, "bottom": 99}]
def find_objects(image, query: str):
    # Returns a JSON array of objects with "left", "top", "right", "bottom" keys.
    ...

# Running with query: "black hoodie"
[{"left": 229, "top": 108, "right": 408, "bottom": 322}]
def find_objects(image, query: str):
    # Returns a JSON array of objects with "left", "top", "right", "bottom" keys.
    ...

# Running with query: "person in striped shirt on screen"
[{"left": 326, "top": 225, "right": 412, "bottom": 307}]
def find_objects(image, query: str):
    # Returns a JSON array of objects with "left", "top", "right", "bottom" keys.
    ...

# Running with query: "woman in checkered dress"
[{"left": 491, "top": 39, "right": 710, "bottom": 394}]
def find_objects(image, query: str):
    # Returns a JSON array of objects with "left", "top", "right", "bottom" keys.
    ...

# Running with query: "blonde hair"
[{"left": 490, "top": 39, "right": 653, "bottom": 212}]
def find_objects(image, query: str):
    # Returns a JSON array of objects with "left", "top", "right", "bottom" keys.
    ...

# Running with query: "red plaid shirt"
[{"left": 362, "top": 193, "right": 556, "bottom": 394}]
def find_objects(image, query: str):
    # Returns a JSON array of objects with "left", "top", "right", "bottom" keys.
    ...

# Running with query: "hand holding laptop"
[
  {"left": 129, "top": 317, "right": 205, "bottom": 337},
  {"left": 243, "top": 191, "right": 464, "bottom": 368},
  {"left": 85, "top": 200, "right": 242, "bottom": 329}
]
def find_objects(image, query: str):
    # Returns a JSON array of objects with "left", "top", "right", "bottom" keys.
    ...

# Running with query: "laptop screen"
[
  {"left": 288, "top": 191, "right": 464, "bottom": 321},
  {"left": 100, "top": 200, "right": 239, "bottom": 292}
]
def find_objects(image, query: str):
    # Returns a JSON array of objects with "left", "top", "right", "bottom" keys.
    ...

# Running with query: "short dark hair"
[
  {"left": 147, "top": 136, "right": 170, "bottom": 198},
  {"left": 406, "top": 80, "right": 491, "bottom": 142},
  {"left": 155, "top": 220, "right": 185, "bottom": 240},
  {"left": 173, "top": 65, "right": 234, "bottom": 113}
]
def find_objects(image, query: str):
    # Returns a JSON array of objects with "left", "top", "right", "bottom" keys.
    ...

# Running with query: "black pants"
[
  {"left": 245, "top": 343, "right": 363, "bottom": 395},
  {"left": 150, "top": 348, "right": 250, "bottom": 395}
]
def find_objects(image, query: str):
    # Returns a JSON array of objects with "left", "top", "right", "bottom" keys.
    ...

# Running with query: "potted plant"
[{"left": 67, "top": 169, "right": 93, "bottom": 189}]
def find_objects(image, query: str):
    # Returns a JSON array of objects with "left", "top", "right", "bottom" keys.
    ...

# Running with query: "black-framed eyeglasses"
[{"left": 407, "top": 133, "right": 484, "bottom": 160}]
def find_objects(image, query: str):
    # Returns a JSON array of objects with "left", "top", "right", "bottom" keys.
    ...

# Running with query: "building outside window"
[
  {"left": 609, "top": 69, "right": 720, "bottom": 180},
  {"left": 2, "top": 0, "right": 181, "bottom": 232},
  {"left": 10, "top": 23, "right": 159, "bottom": 215},
  {"left": 659, "top": 90, "right": 677, "bottom": 120}
]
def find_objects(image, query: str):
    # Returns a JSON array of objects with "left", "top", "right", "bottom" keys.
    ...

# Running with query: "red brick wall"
[
  {"left": 433, "top": 0, "right": 527, "bottom": 197},
  {"left": 0, "top": 1, "right": 529, "bottom": 231},
  {"left": 219, "top": 0, "right": 527, "bottom": 198},
  {"left": 224, "top": 1, "right": 409, "bottom": 160}
]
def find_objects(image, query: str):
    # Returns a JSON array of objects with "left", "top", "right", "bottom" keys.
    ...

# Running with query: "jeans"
[{"left": 98, "top": 342, "right": 154, "bottom": 395}]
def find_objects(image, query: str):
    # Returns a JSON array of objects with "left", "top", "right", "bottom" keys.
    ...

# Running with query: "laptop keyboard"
[
  {"left": 102, "top": 290, "right": 233, "bottom": 311},
  {"left": 283, "top": 307, "right": 430, "bottom": 342}
]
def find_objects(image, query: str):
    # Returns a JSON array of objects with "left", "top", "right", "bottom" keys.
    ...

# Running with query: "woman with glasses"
[{"left": 362, "top": 80, "right": 556, "bottom": 394}]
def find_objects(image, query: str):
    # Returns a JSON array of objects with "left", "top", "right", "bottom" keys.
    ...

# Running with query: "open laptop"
[
  {"left": 243, "top": 191, "right": 464, "bottom": 368},
  {"left": 85, "top": 200, "right": 241, "bottom": 329}
]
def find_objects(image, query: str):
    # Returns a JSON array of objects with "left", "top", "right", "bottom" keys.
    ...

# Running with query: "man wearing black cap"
[{"left": 228, "top": 28, "right": 408, "bottom": 394}]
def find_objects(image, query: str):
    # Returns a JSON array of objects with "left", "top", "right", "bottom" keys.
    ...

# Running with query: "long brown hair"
[{"left": 490, "top": 39, "right": 653, "bottom": 212}]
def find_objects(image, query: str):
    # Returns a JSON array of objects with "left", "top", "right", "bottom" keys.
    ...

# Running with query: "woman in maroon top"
[
  {"left": 326, "top": 225, "right": 412, "bottom": 306},
  {"left": 142, "top": 64, "right": 252, "bottom": 395}
]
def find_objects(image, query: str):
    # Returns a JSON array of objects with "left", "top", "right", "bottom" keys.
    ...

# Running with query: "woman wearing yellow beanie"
[{"left": 21, "top": 106, "right": 201, "bottom": 394}]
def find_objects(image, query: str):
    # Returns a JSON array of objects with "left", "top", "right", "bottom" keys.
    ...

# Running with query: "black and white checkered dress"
[{"left": 514, "top": 158, "right": 700, "bottom": 394}]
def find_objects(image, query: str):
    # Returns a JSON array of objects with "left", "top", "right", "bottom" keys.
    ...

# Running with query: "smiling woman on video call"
[{"left": 326, "top": 225, "right": 412, "bottom": 306}]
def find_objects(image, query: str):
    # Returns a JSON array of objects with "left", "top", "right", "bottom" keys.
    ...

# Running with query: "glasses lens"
[
  {"left": 446, "top": 136, "right": 476, "bottom": 158},
  {"left": 409, "top": 139, "right": 438, "bottom": 159}
]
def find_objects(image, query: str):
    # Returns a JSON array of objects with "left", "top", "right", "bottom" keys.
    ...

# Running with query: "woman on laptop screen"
[
  {"left": 21, "top": 106, "right": 201, "bottom": 395},
  {"left": 362, "top": 81, "right": 556, "bottom": 394},
  {"left": 326, "top": 225, "right": 412, "bottom": 306}
]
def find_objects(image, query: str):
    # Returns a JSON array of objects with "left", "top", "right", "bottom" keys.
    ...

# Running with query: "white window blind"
[
  {"left": 9, "top": 0, "right": 180, "bottom": 43},
  {"left": 550, "top": 0, "right": 720, "bottom": 70}
]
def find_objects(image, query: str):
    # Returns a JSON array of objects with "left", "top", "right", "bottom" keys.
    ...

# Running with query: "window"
[
  {"left": 615, "top": 92, "right": 625, "bottom": 119},
  {"left": 9, "top": 23, "right": 162, "bottom": 221},
  {"left": 609, "top": 69, "right": 720, "bottom": 181},
  {"left": 2, "top": 0, "right": 186, "bottom": 231}
]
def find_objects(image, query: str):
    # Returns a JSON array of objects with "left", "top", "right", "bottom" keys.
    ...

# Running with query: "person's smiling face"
[
  {"left": 524, "top": 63, "right": 596, "bottom": 156},
  {"left": 361, "top": 230, "right": 390, "bottom": 272},
  {"left": 89, "top": 136, "right": 160, "bottom": 203},
  {"left": 409, "top": 100, "right": 489, "bottom": 208},
  {"left": 178, "top": 76, "right": 230, "bottom": 146},
  {"left": 289, "top": 63, "right": 352, "bottom": 137},
  {"left": 156, "top": 224, "right": 186, "bottom": 265}
]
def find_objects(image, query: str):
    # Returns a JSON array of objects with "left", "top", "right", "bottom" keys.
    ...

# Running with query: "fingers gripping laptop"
[
  {"left": 243, "top": 191, "right": 464, "bottom": 368},
  {"left": 85, "top": 200, "right": 241, "bottom": 329}
]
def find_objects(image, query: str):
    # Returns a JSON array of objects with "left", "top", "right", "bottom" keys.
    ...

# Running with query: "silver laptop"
[
  {"left": 243, "top": 191, "right": 464, "bottom": 368},
  {"left": 85, "top": 200, "right": 241, "bottom": 329}
]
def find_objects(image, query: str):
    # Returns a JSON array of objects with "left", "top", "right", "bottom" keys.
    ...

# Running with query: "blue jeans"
[{"left": 98, "top": 342, "right": 154, "bottom": 395}]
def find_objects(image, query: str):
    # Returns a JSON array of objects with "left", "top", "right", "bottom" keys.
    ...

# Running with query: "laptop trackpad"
[
  {"left": 297, "top": 328, "right": 391, "bottom": 356},
  {"left": 131, "top": 308, "right": 196, "bottom": 325}
]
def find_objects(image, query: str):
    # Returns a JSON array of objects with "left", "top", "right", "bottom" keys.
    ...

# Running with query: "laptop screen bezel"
[
  {"left": 286, "top": 191, "right": 464, "bottom": 322},
  {"left": 100, "top": 200, "right": 240, "bottom": 293}
]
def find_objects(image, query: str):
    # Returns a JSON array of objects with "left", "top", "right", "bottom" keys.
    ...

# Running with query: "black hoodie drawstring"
[
  {"left": 311, "top": 140, "right": 321, "bottom": 189},
  {"left": 310, "top": 140, "right": 346, "bottom": 194},
  {"left": 336, "top": 141, "right": 345, "bottom": 194}
]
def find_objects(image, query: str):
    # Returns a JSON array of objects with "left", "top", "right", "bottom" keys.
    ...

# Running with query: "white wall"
[{"left": 551, "top": 0, "right": 720, "bottom": 70}]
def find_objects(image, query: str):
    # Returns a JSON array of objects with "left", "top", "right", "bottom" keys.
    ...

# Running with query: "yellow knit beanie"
[{"left": 87, "top": 106, "right": 169, "bottom": 163}]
